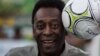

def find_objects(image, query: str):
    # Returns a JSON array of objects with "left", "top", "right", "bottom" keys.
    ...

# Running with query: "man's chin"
[{"left": 42, "top": 47, "right": 57, "bottom": 55}]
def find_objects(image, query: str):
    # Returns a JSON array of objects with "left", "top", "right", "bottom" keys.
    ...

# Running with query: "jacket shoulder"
[
  {"left": 68, "top": 45, "right": 88, "bottom": 56},
  {"left": 5, "top": 46, "right": 36, "bottom": 56}
]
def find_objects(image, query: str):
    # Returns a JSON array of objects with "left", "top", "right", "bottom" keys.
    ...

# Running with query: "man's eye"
[
  {"left": 51, "top": 24, "right": 59, "bottom": 29},
  {"left": 36, "top": 24, "right": 44, "bottom": 30}
]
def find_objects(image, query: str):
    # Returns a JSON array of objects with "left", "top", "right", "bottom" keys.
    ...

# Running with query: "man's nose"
[{"left": 43, "top": 25, "right": 52, "bottom": 35}]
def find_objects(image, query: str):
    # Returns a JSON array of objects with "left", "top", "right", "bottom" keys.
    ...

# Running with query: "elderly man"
[{"left": 6, "top": 0, "right": 88, "bottom": 56}]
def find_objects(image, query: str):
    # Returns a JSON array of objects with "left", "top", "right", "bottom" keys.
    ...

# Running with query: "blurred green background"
[
  {"left": 0, "top": 0, "right": 37, "bottom": 40},
  {"left": 0, "top": 0, "right": 36, "bottom": 16}
]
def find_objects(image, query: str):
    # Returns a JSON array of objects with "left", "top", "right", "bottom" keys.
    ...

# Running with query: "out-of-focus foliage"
[
  {"left": 0, "top": 0, "right": 36, "bottom": 17},
  {"left": 20, "top": 0, "right": 36, "bottom": 14}
]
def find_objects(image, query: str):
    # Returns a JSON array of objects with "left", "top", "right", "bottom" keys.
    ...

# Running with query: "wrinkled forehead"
[
  {"left": 35, "top": 7, "right": 61, "bottom": 18},
  {"left": 34, "top": 7, "right": 61, "bottom": 22}
]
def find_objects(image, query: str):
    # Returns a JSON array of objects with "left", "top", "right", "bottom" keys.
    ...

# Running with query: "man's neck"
[
  {"left": 39, "top": 52, "right": 61, "bottom": 56},
  {"left": 39, "top": 44, "right": 65, "bottom": 56}
]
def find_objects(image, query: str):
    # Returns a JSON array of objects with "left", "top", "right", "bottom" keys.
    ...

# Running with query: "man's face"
[{"left": 33, "top": 8, "right": 65, "bottom": 55}]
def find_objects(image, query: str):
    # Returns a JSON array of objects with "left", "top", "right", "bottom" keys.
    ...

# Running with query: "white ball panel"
[
  {"left": 71, "top": 0, "right": 88, "bottom": 14},
  {"left": 89, "top": 0, "right": 100, "bottom": 23},
  {"left": 62, "top": 11, "right": 70, "bottom": 28}
]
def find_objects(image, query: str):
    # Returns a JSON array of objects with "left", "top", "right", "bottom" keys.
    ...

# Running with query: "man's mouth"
[{"left": 42, "top": 40, "right": 55, "bottom": 47}]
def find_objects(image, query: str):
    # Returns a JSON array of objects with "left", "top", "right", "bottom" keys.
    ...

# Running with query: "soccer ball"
[{"left": 62, "top": 0, "right": 100, "bottom": 40}]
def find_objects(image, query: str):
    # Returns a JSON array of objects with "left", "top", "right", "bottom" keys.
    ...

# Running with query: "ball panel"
[
  {"left": 62, "top": 11, "right": 71, "bottom": 28},
  {"left": 74, "top": 18, "right": 100, "bottom": 40},
  {"left": 71, "top": 0, "right": 88, "bottom": 14},
  {"left": 88, "top": 0, "right": 100, "bottom": 23}
]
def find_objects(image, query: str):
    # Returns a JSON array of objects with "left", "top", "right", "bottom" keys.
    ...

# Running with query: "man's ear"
[{"left": 32, "top": 27, "right": 36, "bottom": 39}]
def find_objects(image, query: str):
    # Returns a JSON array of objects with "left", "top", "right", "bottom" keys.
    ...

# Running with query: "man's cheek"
[
  {"left": 53, "top": 28, "right": 61, "bottom": 32},
  {"left": 34, "top": 32, "right": 42, "bottom": 40}
]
